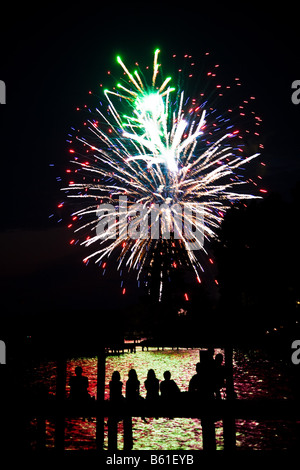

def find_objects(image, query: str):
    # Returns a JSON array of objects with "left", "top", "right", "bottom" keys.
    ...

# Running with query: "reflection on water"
[{"left": 25, "top": 347, "right": 298, "bottom": 450}]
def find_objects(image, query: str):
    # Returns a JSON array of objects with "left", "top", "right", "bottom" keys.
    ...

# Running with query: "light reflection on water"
[{"left": 26, "top": 348, "right": 297, "bottom": 451}]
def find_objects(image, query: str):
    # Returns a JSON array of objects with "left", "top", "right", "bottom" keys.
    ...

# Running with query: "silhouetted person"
[
  {"left": 188, "top": 362, "right": 202, "bottom": 395},
  {"left": 189, "top": 352, "right": 216, "bottom": 450},
  {"left": 144, "top": 369, "right": 159, "bottom": 420},
  {"left": 124, "top": 369, "right": 142, "bottom": 450},
  {"left": 126, "top": 369, "right": 147, "bottom": 425},
  {"left": 144, "top": 369, "right": 159, "bottom": 400},
  {"left": 214, "top": 353, "right": 225, "bottom": 399},
  {"left": 126, "top": 369, "right": 140, "bottom": 402},
  {"left": 108, "top": 371, "right": 123, "bottom": 451},
  {"left": 200, "top": 350, "right": 215, "bottom": 399},
  {"left": 189, "top": 351, "right": 216, "bottom": 399},
  {"left": 206, "top": 347, "right": 215, "bottom": 364},
  {"left": 69, "top": 366, "right": 90, "bottom": 401},
  {"left": 160, "top": 371, "right": 180, "bottom": 399},
  {"left": 109, "top": 370, "right": 123, "bottom": 402}
]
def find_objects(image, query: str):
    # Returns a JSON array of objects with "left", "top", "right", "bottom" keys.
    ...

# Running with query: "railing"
[
  {"left": 20, "top": 395, "right": 300, "bottom": 452},
  {"left": 13, "top": 345, "right": 300, "bottom": 452}
]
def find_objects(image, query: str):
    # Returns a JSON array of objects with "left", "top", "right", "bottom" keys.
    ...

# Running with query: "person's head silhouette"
[
  {"left": 111, "top": 370, "right": 121, "bottom": 382},
  {"left": 147, "top": 369, "right": 156, "bottom": 380},
  {"left": 128, "top": 368, "right": 138, "bottom": 380},
  {"left": 196, "top": 362, "right": 201, "bottom": 374},
  {"left": 163, "top": 371, "right": 171, "bottom": 380},
  {"left": 75, "top": 366, "right": 83, "bottom": 377}
]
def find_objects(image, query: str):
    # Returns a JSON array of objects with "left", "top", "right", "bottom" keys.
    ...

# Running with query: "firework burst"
[{"left": 61, "top": 49, "right": 264, "bottom": 298}]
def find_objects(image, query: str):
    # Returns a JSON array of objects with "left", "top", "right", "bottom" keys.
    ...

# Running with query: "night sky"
[{"left": 1, "top": 6, "right": 299, "bottom": 323}]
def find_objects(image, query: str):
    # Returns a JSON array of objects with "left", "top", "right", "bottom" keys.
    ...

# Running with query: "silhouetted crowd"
[
  {"left": 108, "top": 350, "right": 226, "bottom": 402},
  {"left": 69, "top": 351, "right": 228, "bottom": 451},
  {"left": 69, "top": 350, "right": 227, "bottom": 404},
  {"left": 109, "top": 368, "right": 182, "bottom": 403}
]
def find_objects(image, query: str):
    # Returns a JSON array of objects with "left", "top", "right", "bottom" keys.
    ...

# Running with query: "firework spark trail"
[{"left": 62, "top": 49, "right": 263, "bottom": 292}]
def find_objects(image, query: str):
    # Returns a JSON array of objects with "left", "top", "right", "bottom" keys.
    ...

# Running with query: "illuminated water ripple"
[{"left": 25, "top": 348, "right": 297, "bottom": 450}]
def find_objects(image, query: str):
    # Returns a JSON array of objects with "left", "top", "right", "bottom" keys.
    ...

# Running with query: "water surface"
[{"left": 25, "top": 347, "right": 298, "bottom": 450}]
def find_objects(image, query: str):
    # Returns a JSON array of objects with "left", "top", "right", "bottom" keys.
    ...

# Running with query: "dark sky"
[{"left": 0, "top": 6, "right": 299, "bottom": 317}]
